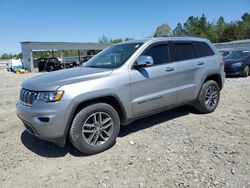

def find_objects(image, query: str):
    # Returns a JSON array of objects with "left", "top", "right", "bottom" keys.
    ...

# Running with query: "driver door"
[{"left": 130, "top": 42, "right": 177, "bottom": 116}]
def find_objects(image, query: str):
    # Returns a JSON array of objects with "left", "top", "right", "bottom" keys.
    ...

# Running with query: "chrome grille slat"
[{"left": 19, "top": 89, "right": 37, "bottom": 106}]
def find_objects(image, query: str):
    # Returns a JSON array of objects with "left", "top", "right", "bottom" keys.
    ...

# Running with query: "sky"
[{"left": 0, "top": 0, "right": 249, "bottom": 54}]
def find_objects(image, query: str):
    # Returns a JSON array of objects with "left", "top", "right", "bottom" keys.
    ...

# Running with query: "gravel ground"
[{"left": 0, "top": 68, "right": 249, "bottom": 188}]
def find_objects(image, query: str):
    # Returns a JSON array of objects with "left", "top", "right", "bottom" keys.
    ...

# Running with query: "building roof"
[{"left": 20, "top": 41, "right": 110, "bottom": 50}]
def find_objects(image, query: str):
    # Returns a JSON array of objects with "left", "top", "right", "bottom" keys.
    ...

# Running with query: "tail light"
[
  {"left": 220, "top": 57, "right": 225, "bottom": 70},
  {"left": 221, "top": 57, "right": 225, "bottom": 65}
]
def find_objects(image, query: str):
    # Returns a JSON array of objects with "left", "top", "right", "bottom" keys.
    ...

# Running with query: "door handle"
[
  {"left": 197, "top": 61, "right": 204, "bottom": 65},
  {"left": 165, "top": 67, "right": 175, "bottom": 72}
]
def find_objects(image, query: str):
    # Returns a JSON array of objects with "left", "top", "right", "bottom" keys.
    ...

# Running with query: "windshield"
[
  {"left": 84, "top": 43, "right": 143, "bottom": 68},
  {"left": 225, "top": 51, "right": 250, "bottom": 60}
]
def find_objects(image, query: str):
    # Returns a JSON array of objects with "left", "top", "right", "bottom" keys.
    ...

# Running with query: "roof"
[
  {"left": 21, "top": 41, "right": 105, "bottom": 45},
  {"left": 121, "top": 36, "right": 209, "bottom": 45},
  {"left": 21, "top": 41, "right": 109, "bottom": 51},
  {"left": 214, "top": 39, "right": 250, "bottom": 45}
]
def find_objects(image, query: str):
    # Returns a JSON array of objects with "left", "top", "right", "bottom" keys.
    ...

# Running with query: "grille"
[{"left": 19, "top": 89, "right": 38, "bottom": 106}]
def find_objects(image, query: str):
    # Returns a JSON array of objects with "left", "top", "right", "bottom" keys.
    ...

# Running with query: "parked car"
[
  {"left": 62, "top": 57, "right": 79, "bottom": 68},
  {"left": 45, "top": 57, "right": 62, "bottom": 71},
  {"left": 80, "top": 55, "right": 93, "bottom": 65},
  {"left": 37, "top": 57, "right": 62, "bottom": 72},
  {"left": 224, "top": 51, "right": 250, "bottom": 77},
  {"left": 16, "top": 37, "right": 225, "bottom": 154},
  {"left": 37, "top": 58, "right": 47, "bottom": 71},
  {"left": 219, "top": 51, "right": 231, "bottom": 57},
  {"left": 61, "top": 56, "right": 93, "bottom": 68}
]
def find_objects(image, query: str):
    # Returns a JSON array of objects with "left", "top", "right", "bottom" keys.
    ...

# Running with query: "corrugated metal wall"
[{"left": 214, "top": 39, "right": 250, "bottom": 51}]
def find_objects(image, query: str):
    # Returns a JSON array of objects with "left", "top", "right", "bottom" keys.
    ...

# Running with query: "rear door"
[
  {"left": 172, "top": 41, "right": 204, "bottom": 103},
  {"left": 130, "top": 42, "right": 177, "bottom": 116}
]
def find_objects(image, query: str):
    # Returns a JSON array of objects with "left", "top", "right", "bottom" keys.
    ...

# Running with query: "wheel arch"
[
  {"left": 63, "top": 95, "right": 128, "bottom": 141},
  {"left": 203, "top": 73, "right": 223, "bottom": 90}
]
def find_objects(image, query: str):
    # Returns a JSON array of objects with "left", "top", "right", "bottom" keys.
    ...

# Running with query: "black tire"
[
  {"left": 195, "top": 80, "right": 220, "bottom": 114},
  {"left": 49, "top": 66, "right": 54, "bottom": 72},
  {"left": 242, "top": 66, "right": 249, "bottom": 77},
  {"left": 69, "top": 103, "right": 120, "bottom": 155}
]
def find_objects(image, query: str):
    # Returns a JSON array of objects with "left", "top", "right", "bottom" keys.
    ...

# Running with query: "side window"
[
  {"left": 145, "top": 44, "right": 170, "bottom": 65},
  {"left": 195, "top": 41, "right": 215, "bottom": 57},
  {"left": 174, "top": 43, "right": 196, "bottom": 61}
]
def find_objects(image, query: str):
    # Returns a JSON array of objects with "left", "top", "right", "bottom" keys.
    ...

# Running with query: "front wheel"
[
  {"left": 195, "top": 80, "right": 220, "bottom": 114},
  {"left": 70, "top": 103, "right": 120, "bottom": 155},
  {"left": 242, "top": 66, "right": 249, "bottom": 77}
]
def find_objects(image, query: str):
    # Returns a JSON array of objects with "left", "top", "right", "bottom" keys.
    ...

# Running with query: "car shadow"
[
  {"left": 226, "top": 75, "right": 241, "bottom": 78},
  {"left": 21, "top": 105, "right": 197, "bottom": 158},
  {"left": 119, "top": 105, "right": 196, "bottom": 137},
  {"left": 21, "top": 131, "right": 86, "bottom": 157}
]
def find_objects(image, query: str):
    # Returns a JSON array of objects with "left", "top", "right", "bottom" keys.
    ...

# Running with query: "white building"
[{"left": 21, "top": 42, "right": 109, "bottom": 72}]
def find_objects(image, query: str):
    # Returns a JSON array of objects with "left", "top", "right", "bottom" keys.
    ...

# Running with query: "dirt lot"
[{"left": 0, "top": 68, "right": 249, "bottom": 188}]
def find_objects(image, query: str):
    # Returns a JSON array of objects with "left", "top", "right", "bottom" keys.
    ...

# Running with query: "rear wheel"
[
  {"left": 70, "top": 103, "right": 120, "bottom": 155},
  {"left": 242, "top": 66, "right": 249, "bottom": 77},
  {"left": 49, "top": 66, "right": 54, "bottom": 72},
  {"left": 195, "top": 80, "right": 220, "bottom": 114}
]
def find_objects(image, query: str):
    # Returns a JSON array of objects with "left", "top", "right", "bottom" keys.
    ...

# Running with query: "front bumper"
[
  {"left": 224, "top": 66, "right": 244, "bottom": 76},
  {"left": 16, "top": 99, "right": 75, "bottom": 146}
]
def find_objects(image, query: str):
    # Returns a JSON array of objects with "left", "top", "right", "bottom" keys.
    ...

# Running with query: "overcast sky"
[{"left": 0, "top": 0, "right": 249, "bottom": 54}]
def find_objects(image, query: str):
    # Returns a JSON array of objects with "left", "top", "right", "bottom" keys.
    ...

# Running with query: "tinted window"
[
  {"left": 174, "top": 43, "right": 196, "bottom": 61},
  {"left": 225, "top": 51, "right": 250, "bottom": 60},
  {"left": 145, "top": 44, "right": 170, "bottom": 65},
  {"left": 195, "top": 41, "right": 214, "bottom": 57}
]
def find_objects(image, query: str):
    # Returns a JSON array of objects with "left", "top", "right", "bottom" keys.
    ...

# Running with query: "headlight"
[
  {"left": 37, "top": 91, "right": 64, "bottom": 102},
  {"left": 232, "top": 62, "right": 243, "bottom": 66}
]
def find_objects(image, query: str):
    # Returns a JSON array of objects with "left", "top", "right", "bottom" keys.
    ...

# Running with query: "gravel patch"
[{"left": 0, "top": 69, "right": 249, "bottom": 187}]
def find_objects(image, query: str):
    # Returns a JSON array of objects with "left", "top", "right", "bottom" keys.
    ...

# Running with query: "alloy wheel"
[
  {"left": 82, "top": 112, "right": 114, "bottom": 146},
  {"left": 205, "top": 86, "right": 218, "bottom": 109}
]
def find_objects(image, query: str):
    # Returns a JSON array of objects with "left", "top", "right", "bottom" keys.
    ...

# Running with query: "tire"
[
  {"left": 242, "top": 66, "right": 249, "bottom": 77},
  {"left": 70, "top": 103, "right": 120, "bottom": 155},
  {"left": 195, "top": 80, "right": 220, "bottom": 114},
  {"left": 49, "top": 66, "right": 54, "bottom": 72}
]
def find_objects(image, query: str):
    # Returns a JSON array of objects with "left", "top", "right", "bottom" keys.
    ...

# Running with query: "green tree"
[
  {"left": 1, "top": 53, "right": 13, "bottom": 59},
  {"left": 220, "top": 23, "right": 238, "bottom": 42},
  {"left": 183, "top": 16, "right": 199, "bottom": 35},
  {"left": 98, "top": 35, "right": 112, "bottom": 45},
  {"left": 237, "top": 13, "right": 250, "bottom": 39},
  {"left": 15, "top": 53, "right": 23, "bottom": 59},
  {"left": 182, "top": 15, "right": 210, "bottom": 38},
  {"left": 173, "top": 23, "right": 187, "bottom": 35},
  {"left": 216, "top": 16, "right": 227, "bottom": 42},
  {"left": 154, "top": 24, "right": 171, "bottom": 37},
  {"left": 111, "top": 39, "right": 123, "bottom": 44}
]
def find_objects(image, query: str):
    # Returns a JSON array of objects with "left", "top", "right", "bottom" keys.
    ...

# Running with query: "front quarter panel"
[{"left": 59, "top": 69, "right": 132, "bottom": 119}]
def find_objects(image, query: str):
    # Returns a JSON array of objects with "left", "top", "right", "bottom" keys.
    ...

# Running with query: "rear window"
[
  {"left": 174, "top": 43, "right": 196, "bottom": 61},
  {"left": 195, "top": 41, "right": 214, "bottom": 57}
]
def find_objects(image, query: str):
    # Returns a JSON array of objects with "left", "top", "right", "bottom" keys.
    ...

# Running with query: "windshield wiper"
[
  {"left": 84, "top": 65, "right": 113, "bottom": 69},
  {"left": 84, "top": 65, "right": 102, "bottom": 68}
]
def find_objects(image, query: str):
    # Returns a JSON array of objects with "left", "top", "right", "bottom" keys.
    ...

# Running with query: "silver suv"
[{"left": 16, "top": 37, "right": 225, "bottom": 154}]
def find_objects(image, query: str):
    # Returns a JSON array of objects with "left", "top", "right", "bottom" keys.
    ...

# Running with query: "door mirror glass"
[{"left": 134, "top": 55, "right": 154, "bottom": 68}]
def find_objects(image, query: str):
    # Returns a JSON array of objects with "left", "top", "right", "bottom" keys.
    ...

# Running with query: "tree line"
[
  {"left": 99, "top": 12, "right": 250, "bottom": 44},
  {"left": 0, "top": 53, "right": 22, "bottom": 59},
  {"left": 1, "top": 12, "right": 249, "bottom": 59}
]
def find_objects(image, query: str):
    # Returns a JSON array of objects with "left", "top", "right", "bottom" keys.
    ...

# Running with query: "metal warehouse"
[
  {"left": 214, "top": 39, "right": 250, "bottom": 52},
  {"left": 21, "top": 42, "right": 109, "bottom": 72}
]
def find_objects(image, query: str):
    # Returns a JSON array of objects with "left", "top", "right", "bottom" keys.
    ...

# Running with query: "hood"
[
  {"left": 224, "top": 58, "right": 245, "bottom": 66},
  {"left": 22, "top": 67, "right": 113, "bottom": 91}
]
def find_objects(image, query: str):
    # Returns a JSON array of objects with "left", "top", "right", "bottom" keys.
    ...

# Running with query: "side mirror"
[{"left": 134, "top": 55, "right": 154, "bottom": 68}]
